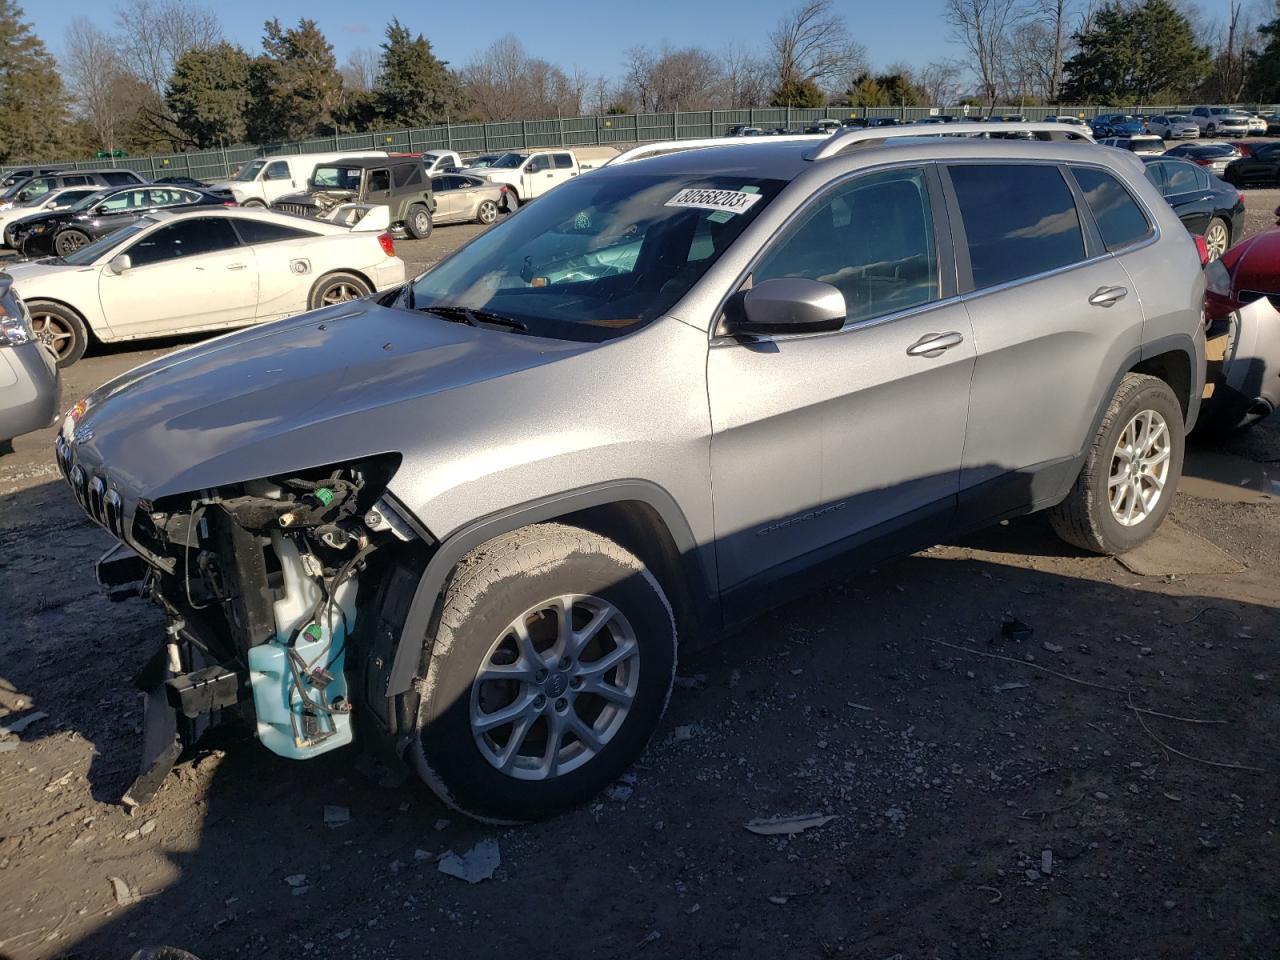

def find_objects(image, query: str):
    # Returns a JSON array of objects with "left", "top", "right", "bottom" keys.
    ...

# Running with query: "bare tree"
[
  {"left": 769, "top": 0, "right": 866, "bottom": 95},
  {"left": 341, "top": 47, "right": 379, "bottom": 92},
  {"left": 459, "top": 36, "right": 588, "bottom": 121},
  {"left": 919, "top": 59, "right": 964, "bottom": 106},
  {"left": 944, "top": 0, "right": 1022, "bottom": 111},
  {"left": 622, "top": 44, "right": 725, "bottom": 112},
  {"left": 1202, "top": 1, "right": 1257, "bottom": 102},
  {"left": 113, "top": 0, "right": 222, "bottom": 95},
  {"left": 719, "top": 41, "right": 770, "bottom": 106},
  {"left": 64, "top": 18, "right": 127, "bottom": 152},
  {"left": 1021, "top": 0, "right": 1075, "bottom": 101}
]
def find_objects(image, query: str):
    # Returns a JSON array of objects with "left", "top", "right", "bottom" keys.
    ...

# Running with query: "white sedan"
[{"left": 1, "top": 207, "right": 406, "bottom": 366}]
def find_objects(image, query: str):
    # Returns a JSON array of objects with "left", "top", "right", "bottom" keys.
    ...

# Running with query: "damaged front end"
[
  {"left": 58, "top": 443, "right": 422, "bottom": 805},
  {"left": 273, "top": 190, "right": 357, "bottom": 219}
]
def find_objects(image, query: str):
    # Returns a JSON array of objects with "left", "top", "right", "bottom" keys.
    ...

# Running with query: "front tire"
[
  {"left": 405, "top": 203, "right": 433, "bottom": 239},
  {"left": 503, "top": 188, "right": 519, "bottom": 212},
  {"left": 240, "top": 198, "right": 265, "bottom": 208},
  {"left": 407, "top": 524, "right": 677, "bottom": 823},
  {"left": 53, "top": 229, "right": 90, "bottom": 257},
  {"left": 1049, "top": 373, "right": 1184, "bottom": 555},
  {"left": 307, "top": 271, "right": 371, "bottom": 309},
  {"left": 27, "top": 301, "right": 89, "bottom": 367}
]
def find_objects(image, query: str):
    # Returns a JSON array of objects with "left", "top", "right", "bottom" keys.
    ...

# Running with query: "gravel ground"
[{"left": 0, "top": 187, "right": 1278, "bottom": 960}]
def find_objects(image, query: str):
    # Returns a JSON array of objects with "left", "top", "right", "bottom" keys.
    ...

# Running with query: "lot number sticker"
[{"left": 666, "top": 188, "right": 763, "bottom": 216}]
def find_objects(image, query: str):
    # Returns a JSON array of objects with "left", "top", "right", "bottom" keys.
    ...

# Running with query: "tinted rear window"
[
  {"left": 950, "top": 164, "right": 1086, "bottom": 290},
  {"left": 233, "top": 218, "right": 317, "bottom": 244},
  {"left": 1071, "top": 167, "right": 1151, "bottom": 251}
]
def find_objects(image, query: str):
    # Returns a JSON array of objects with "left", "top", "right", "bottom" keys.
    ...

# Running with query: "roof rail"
[
  {"left": 606, "top": 134, "right": 827, "bottom": 166},
  {"left": 804, "top": 122, "right": 1095, "bottom": 161}
]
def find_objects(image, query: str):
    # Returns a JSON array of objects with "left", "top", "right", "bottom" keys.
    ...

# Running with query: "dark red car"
[{"left": 1201, "top": 214, "right": 1280, "bottom": 433}]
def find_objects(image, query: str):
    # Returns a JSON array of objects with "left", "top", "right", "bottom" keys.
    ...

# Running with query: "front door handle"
[
  {"left": 906, "top": 331, "right": 964, "bottom": 358},
  {"left": 1089, "top": 285, "right": 1128, "bottom": 307},
  {"left": 226, "top": 263, "right": 247, "bottom": 271}
]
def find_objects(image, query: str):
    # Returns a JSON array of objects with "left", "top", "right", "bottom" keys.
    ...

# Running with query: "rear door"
[
  {"left": 1147, "top": 159, "right": 1213, "bottom": 235},
  {"left": 229, "top": 217, "right": 324, "bottom": 320},
  {"left": 431, "top": 176, "right": 460, "bottom": 221},
  {"left": 709, "top": 164, "right": 975, "bottom": 596},
  {"left": 945, "top": 161, "right": 1146, "bottom": 521}
]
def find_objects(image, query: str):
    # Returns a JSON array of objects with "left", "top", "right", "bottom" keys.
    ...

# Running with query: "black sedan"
[
  {"left": 1161, "top": 142, "right": 1242, "bottom": 178},
  {"left": 1224, "top": 141, "right": 1280, "bottom": 188},
  {"left": 1142, "top": 156, "right": 1246, "bottom": 260},
  {"left": 11, "top": 184, "right": 231, "bottom": 258}
]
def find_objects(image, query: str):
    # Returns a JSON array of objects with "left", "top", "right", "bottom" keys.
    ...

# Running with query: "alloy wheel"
[
  {"left": 320, "top": 282, "right": 361, "bottom": 305},
  {"left": 29, "top": 311, "right": 74, "bottom": 361},
  {"left": 478, "top": 201, "right": 497, "bottom": 224},
  {"left": 1204, "top": 221, "right": 1229, "bottom": 261},
  {"left": 1108, "top": 409, "right": 1171, "bottom": 526},
  {"left": 469, "top": 594, "right": 639, "bottom": 781}
]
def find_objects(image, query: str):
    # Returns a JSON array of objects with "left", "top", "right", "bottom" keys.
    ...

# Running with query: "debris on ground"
[
  {"left": 1041, "top": 849, "right": 1053, "bottom": 875},
  {"left": 437, "top": 840, "right": 500, "bottom": 884},
  {"left": 744, "top": 813, "right": 836, "bottom": 836},
  {"left": 1001, "top": 617, "right": 1034, "bottom": 641},
  {"left": 110, "top": 876, "right": 139, "bottom": 906},
  {"left": 993, "top": 681, "right": 1030, "bottom": 693},
  {"left": 605, "top": 783, "right": 634, "bottom": 802},
  {"left": 638, "top": 930, "right": 662, "bottom": 947},
  {"left": 433, "top": 818, "right": 451, "bottom": 831},
  {"left": 323, "top": 805, "right": 351, "bottom": 828},
  {"left": 284, "top": 874, "right": 308, "bottom": 888}
]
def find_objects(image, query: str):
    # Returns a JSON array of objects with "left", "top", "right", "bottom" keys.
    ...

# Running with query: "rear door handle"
[
  {"left": 1089, "top": 285, "right": 1128, "bottom": 307},
  {"left": 226, "top": 263, "right": 247, "bottom": 271},
  {"left": 906, "top": 331, "right": 964, "bottom": 357}
]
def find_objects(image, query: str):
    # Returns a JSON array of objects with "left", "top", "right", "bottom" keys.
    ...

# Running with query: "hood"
[
  {"left": 1224, "top": 227, "right": 1280, "bottom": 292},
  {"left": 67, "top": 302, "right": 594, "bottom": 501},
  {"left": 1, "top": 258, "right": 80, "bottom": 281},
  {"left": 205, "top": 179, "right": 235, "bottom": 192}
]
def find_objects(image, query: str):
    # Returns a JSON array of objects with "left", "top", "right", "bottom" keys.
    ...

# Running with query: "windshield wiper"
[{"left": 421, "top": 304, "right": 528, "bottom": 333}]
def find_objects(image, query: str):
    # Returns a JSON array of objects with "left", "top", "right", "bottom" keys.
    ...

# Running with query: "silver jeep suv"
[{"left": 56, "top": 124, "right": 1205, "bottom": 820}]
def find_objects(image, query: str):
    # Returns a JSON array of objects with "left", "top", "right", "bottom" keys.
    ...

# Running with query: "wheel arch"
[
  {"left": 309, "top": 267, "right": 375, "bottom": 303},
  {"left": 24, "top": 295, "right": 99, "bottom": 341},
  {"left": 382, "top": 480, "right": 718, "bottom": 698},
  {"left": 1130, "top": 341, "right": 1195, "bottom": 422}
]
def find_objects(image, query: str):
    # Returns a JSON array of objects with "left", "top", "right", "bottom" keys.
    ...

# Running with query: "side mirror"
[
  {"left": 108, "top": 254, "right": 131, "bottom": 275},
  {"left": 727, "top": 278, "right": 846, "bottom": 336}
]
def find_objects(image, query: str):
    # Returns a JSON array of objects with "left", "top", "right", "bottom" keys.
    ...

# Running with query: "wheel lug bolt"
[
  {"left": 558, "top": 657, "right": 571, "bottom": 670},
  {"left": 533, "top": 694, "right": 546, "bottom": 709},
  {"left": 555, "top": 697, "right": 568, "bottom": 711},
  {"left": 570, "top": 677, "right": 583, "bottom": 690},
  {"left": 535, "top": 669, "right": 547, "bottom": 682}
]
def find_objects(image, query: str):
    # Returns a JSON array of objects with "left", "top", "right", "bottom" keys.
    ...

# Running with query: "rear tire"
[
  {"left": 1203, "top": 217, "right": 1230, "bottom": 261},
  {"left": 405, "top": 203, "right": 433, "bottom": 239},
  {"left": 240, "top": 199, "right": 265, "bottom": 208},
  {"left": 27, "top": 300, "right": 89, "bottom": 367},
  {"left": 1049, "top": 373, "right": 1184, "bottom": 555},
  {"left": 476, "top": 199, "right": 499, "bottom": 225},
  {"left": 406, "top": 524, "right": 677, "bottom": 823},
  {"left": 307, "top": 271, "right": 370, "bottom": 310},
  {"left": 504, "top": 189, "right": 519, "bottom": 212}
]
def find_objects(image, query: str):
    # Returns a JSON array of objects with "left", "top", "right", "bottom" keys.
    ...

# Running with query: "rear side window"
[
  {"left": 553, "top": 154, "right": 574, "bottom": 169},
  {"left": 368, "top": 169, "right": 391, "bottom": 191},
  {"left": 950, "top": 164, "right": 1085, "bottom": 290},
  {"left": 392, "top": 164, "right": 422, "bottom": 187},
  {"left": 753, "top": 166, "right": 938, "bottom": 324},
  {"left": 1160, "top": 161, "right": 1201, "bottom": 195},
  {"left": 1070, "top": 167, "right": 1152, "bottom": 251},
  {"left": 102, "top": 171, "right": 137, "bottom": 186},
  {"left": 233, "top": 218, "right": 317, "bottom": 244}
]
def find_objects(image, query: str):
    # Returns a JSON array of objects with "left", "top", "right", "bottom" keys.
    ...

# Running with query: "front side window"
[
  {"left": 753, "top": 167, "right": 939, "bottom": 325},
  {"left": 96, "top": 189, "right": 149, "bottom": 213},
  {"left": 1071, "top": 167, "right": 1152, "bottom": 251},
  {"left": 265, "top": 161, "right": 291, "bottom": 181},
  {"left": 409, "top": 172, "right": 785, "bottom": 340},
  {"left": 950, "top": 164, "right": 1086, "bottom": 290},
  {"left": 126, "top": 218, "right": 240, "bottom": 267},
  {"left": 16, "top": 177, "right": 54, "bottom": 200}
]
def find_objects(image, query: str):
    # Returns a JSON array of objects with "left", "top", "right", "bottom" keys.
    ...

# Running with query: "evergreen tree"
[
  {"left": 0, "top": 0, "right": 72, "bottom": 162},
  {"left": 167, "top": 43, "right": 252, "bottom": 148},
  {"left": 246, "top": 18, "right": 342, "bottom": 142},
  {"left": 770, "top": 76, "right": 825, "bottom": 107},
  {"left": 1061, "top": 0, "right": 1209, "bottom": 103},
  {"left": 1249, "top": 2, "right": 1280, "bottom": 101},
  {"left": 374, "top": 20, "right": 464, "bottom": 126},
  {"left": 847, "top": 76, "right": 888, "bottom": 107}
]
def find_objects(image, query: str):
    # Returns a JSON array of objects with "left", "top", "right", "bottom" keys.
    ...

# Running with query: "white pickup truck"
[
  {"left": 460, "top": 149, "right": 584, "bottom": 207},
  {"left": 421, "top": 150, "right": 463, "bottom": 175}
]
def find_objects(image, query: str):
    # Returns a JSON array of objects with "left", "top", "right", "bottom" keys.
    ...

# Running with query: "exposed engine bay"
[{"left": 96, "top": 456, "right": 424, "bottom": 805}]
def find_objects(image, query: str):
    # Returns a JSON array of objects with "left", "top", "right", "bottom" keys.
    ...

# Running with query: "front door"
[
  {"left": 260, "top": 160, "right": 296, "bottom": 203},
  {"left": 708, "top": 165, "right": 975, "bottom": 595},
  {"left": 945, "top": 161, "right": 1147, "bottom": 519},
  {"left": 524, "top": 154, "right": 556, "bottom": 199},
  {"left": 98, "top": 217, "right": 257, "bottom": 338}
]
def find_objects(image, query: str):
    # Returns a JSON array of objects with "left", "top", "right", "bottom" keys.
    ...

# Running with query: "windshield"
[
  {"left": 70, "top": 190, "right": 108, "bottom": 211},
  {"left": 233, "top": 160, "right": 266, "bottom": 182},
  {"left": 490, "top": 153, "right": 528, "bottom": 169},
  {"left": 62, "top": 218, "right": 155, "bottom": 266},
  {"left": 311, "top": 165, "right": 362, "bottom": 190},
  {"left": 409, "top": 173, "right": 785, "bottom": 341},
  {"left": 469, "top": 156, "right": 496, "bottom": 167}
]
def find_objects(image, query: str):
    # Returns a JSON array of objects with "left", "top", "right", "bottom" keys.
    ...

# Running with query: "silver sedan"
[
  {"left": 430, "top": 174, "right": 509, "bottom": 226},
  {"left": 1148, "top": 114, "right": 1199, "bottom": 140},
  {"left": 0, "top": 275, "right": 59, "bottom": 451}
]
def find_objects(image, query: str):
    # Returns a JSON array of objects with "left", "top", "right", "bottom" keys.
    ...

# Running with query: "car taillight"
[
  {"left": 377, "top": 232, "right": 395, "bottom": 257},
  {"left": 222, "top": 201, "right": 237, "bottom": 207},
  {"left": 499, "top": 185, "right": 508, "bottom": 193},
  {"left": 1194, "top": 234, "right": 1210, "bottom": 266}
]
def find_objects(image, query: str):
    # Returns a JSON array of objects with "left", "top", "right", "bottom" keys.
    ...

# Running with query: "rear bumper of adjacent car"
[
  {"left": 0, "top": 341, "right": 60, "bottom": 443},
  {"left": 1203, "top": 296, "right": 1280, "bottom": 430},
  {"left": 374, "top": 257, "right": 407, "bottom": 289}
]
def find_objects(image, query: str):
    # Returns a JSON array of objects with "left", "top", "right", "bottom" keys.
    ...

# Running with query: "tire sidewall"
[
  {"left": 54, "top": 230, "right": 88, "bottom": 257},
  {"left": 1089, "top": 382, "right": 1185, "bottom": 553},
  {"left": 28, "top": 301, "right": 88, "bottom": 367},
  {"left": 406, "top": 204, "right": 432, "bottom": 239},
  {"left": 308, "top": 272, "right": 369, "bottom": 310},
  {"left": 412, "top": 542, "right": 675, "bottom": 821},
  {"left": 477, "top": 200, "right": 497, "bottom": 224}
]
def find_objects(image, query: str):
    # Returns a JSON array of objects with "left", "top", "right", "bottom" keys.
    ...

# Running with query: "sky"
[{"left": 23, "top": 0, "right": 966, "bottom": 79}]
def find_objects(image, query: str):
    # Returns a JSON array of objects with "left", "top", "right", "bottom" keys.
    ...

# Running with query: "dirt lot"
[{"left": 1, "top": 196, "right": 1279, "bottom": 960}]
